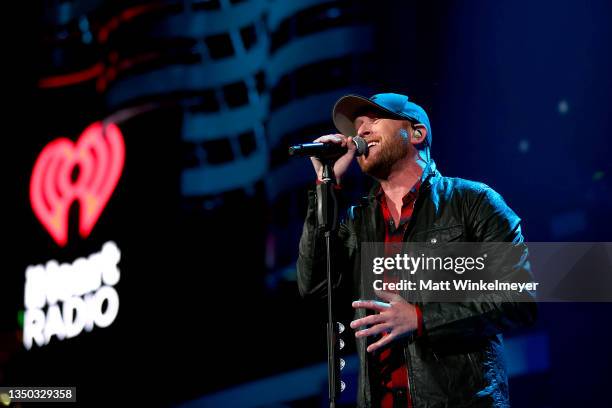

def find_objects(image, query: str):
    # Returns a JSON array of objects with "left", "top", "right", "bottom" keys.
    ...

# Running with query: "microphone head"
[{"left": 352, "top": 136, "right": 368, "bottom": 157}]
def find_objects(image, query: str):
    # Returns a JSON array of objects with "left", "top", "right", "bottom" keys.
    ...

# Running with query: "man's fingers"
[
  {"left": 367, "top": 332, "right": 395, "bottom": 353},
  {"left": 352, "top": 300, "right": 390, "bottom": 312},
  {"left": 355, "top": 323, "right": 391, "bottom": 339},
  {"left": 345, "top": 136, "right": 356, "bottom": 151},
  {"left": 350, "top": 313, "right": 385, "bottom": 329},
  {"left": 375, "top": 290, "right": 403, "bottom": 303},
  {"left": 313, "top": 134, "right": 345, "bottom": 144}
]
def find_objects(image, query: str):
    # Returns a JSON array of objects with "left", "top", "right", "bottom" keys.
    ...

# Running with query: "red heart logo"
[{"left": 30, "top": 122, "right": 125, "bottom": 246}]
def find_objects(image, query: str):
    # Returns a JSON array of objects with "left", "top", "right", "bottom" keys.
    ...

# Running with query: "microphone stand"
[{"left": 316, "top": 159, "right": 341, "bottom": 408}]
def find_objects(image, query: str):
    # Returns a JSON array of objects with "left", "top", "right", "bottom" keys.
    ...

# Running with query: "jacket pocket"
[{"left": 413, "top": 224, "right": 464, "bottom": 245}]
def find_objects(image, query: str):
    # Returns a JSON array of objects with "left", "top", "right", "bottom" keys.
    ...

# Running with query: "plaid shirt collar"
[
  {"left": 377, "top": 178, "right": 422, "bottom": 229},
  {"left": 375, "top": 178, "right": 422, "bottom": 205}
]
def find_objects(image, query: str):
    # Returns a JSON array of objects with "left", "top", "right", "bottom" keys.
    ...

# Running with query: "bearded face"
[{"left": 357, "top": 122, "right": 410, "bottom": 180}]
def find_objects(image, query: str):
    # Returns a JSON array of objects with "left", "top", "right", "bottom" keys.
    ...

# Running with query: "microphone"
[{"left": 288, "top": 136, "right": 368, "bottom": 159}]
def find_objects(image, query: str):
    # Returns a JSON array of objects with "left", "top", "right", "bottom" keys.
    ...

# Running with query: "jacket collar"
[{"left": 360, "top": 168, "right": 440, "bottom": 244}]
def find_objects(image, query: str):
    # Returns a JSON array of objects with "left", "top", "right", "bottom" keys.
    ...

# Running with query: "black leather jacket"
[{"left": 297, "top": 169, "right": 537, "bottom": 407}]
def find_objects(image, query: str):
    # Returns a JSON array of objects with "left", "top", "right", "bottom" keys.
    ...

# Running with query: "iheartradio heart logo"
[{"left": 30, "top": 122, "right": 125, "bottom": 246}]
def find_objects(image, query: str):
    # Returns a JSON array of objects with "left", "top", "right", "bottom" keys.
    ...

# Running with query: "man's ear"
[{"left": 411, "top": 124, "right": 428, "bottom": 146}]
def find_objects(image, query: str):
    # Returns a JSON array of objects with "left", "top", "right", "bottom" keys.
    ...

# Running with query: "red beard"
[{"left": 358, "top": 136, "right": 409, "bottom": 180}]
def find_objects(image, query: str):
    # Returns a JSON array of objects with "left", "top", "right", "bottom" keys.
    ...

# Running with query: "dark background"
[{"left": 2, "top": 0, "right": 611, "bottom": 406}]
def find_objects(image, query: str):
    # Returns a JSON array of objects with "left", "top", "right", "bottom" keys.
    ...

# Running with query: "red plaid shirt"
[{"left": 378, "top": 182, "right": 423, "bottom": 408}]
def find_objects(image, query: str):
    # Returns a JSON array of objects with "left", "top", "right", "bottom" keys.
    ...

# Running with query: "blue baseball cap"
[{"left": 332, "top": 93, "right": 432, "bottom": 146}]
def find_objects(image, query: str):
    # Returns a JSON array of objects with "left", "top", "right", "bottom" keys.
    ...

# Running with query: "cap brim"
[{"left": 332, "top": 94, "right": 407, "bottom": 136}]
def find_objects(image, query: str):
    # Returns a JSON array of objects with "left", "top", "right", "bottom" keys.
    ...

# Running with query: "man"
[{"left": 297, "top": 93, "right": 536, "bottom": 407}]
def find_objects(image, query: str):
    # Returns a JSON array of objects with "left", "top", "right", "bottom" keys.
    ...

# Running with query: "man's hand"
[
  {"left": 310, "top": 134, "right": 356, "bottom": 184},
  {"left": 350, "top": 290, "right": 418, "bottom": 353}
]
